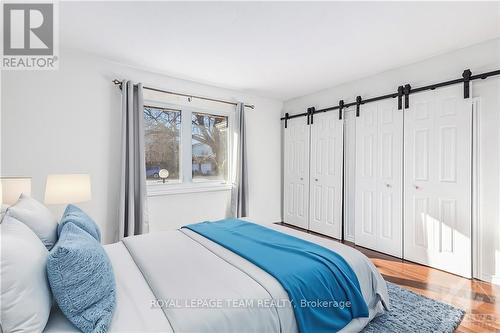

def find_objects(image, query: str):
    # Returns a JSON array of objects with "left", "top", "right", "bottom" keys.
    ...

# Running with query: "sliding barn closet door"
[
  {"left": 309, "top": 112, "right": 344, "bottom": 239},
  {"left": 283, "top": 118, "right": 310, "bottom": 229},
  {"left": 355, "top": 99, "right": 403, "bottom": 257},
  {"left": 404, "top": 86, "right": 472, "bottom": 278}
]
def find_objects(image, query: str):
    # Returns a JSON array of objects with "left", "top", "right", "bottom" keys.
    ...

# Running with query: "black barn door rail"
[{"left": 281, "top": 68, "right": 500, "bottom": 124}]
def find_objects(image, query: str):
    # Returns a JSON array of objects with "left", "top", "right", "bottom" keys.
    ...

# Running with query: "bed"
[{"left": 43, "top": 222, "right": 389, "bottom": 333}]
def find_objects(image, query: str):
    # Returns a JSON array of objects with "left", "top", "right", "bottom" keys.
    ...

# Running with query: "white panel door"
[
  {"left": 404, "top": 86, "right": 472, "bottom": 278},
  {"left": 355, "top": 99, "right": 403, "bottom": 257},
  {"left": 309, "top": 112, "right": 344, "bottom": 239},
  {"left": 284, "top": 118, "right": 310, "bottom": 229}
]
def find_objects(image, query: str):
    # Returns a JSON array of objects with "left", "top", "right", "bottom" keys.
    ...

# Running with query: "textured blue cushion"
[
  {"left": 58, "top": 204, "right": 101, "bottom": 242},
  {"left": 47, "top": 222, "right": 116, "bottom": 333}
]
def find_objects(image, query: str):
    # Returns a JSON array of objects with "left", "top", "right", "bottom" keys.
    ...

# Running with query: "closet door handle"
[
  {"left": 314, "top": 178, "right": 318, "bottom": 182},
  {"left": 414, "top": 185, "right": 420, "bottom": 190},
  {"left": 300, "top": 177, "right": 304, "bottom": 181},
  {"left": 386, "top": 183, "right": 392, "bottom": 188}
]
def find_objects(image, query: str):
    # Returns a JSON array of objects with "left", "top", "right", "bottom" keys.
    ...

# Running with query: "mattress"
[{"left": 44, "top": 223, "right": 388, "bottom": 333}]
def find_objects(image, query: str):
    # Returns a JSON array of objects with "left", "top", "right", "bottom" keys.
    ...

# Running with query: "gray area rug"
[{"left": 362, "top": 282, "right": 465, "bottom": 333}]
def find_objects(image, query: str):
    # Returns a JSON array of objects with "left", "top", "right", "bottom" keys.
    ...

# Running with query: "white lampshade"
[
  {"left": 44, "top": 174, "right": 91, "bottom": 205},
  {"left": 0, "top": 177, "right": 32, "bottom": 205}
]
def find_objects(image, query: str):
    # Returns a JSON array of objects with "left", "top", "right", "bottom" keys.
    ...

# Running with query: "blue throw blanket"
[{"left": 183, "top": 219, "right": 368, "bottom": 333}]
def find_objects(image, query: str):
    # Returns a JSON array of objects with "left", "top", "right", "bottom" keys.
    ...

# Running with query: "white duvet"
[{"left": 44, "top": 224, "right": 389, "bottom": 333}]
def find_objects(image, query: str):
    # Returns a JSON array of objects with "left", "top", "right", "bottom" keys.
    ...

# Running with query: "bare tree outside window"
[
  {"left": 144, "top": 106, "right": 181, "bottom": 182},
  {"left": 192, "top": 112, "right": 228, "bottom": 181}
]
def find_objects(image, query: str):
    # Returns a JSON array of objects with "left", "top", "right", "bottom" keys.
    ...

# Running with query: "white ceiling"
[{"left": 61, "top": 1, "right": 500, "bottom": 101}]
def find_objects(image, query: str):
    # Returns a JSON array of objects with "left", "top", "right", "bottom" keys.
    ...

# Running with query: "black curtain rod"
[
  {"left": 112, "top": 79, "right": 255, "bottom": 110},
  {"left": 281, "top": 68, "right": 500, "bottom": 121}
]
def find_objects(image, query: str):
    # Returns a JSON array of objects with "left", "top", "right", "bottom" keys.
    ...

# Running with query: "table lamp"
[
  {"left": 44, "top": 174, "right": 91, "bottom": 205},
  {"left": 0, "top": 177, "right": 32, "bottom": 206}
]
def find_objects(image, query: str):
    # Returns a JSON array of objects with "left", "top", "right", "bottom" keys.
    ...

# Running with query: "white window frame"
[{"left": 144, "top": 100, "right": 234, "bottom": 196}]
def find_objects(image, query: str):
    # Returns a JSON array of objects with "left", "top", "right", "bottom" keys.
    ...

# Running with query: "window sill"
[{"left": 147, "top": 182, "right": 233, "bottom": 196}]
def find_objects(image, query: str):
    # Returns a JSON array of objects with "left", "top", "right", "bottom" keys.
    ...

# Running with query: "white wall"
[
  {"left": 1, "top": 48, "right": 283, "bottom": 243},
  {"left": 283, "top": 38, "right": 500, "bottom": 283}
]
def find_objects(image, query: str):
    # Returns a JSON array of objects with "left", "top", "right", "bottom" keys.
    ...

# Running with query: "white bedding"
[
  {"left": 44, "top": 242, "right": 173, "bottom": 332},
  {"left": 44, "top": 223, "right": 388, "bottom": 333}
]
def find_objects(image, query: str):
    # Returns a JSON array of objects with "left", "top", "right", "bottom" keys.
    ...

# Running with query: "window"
[
  {"left": 192, "top": 113, "right": 228, "bottom": 181},
  {"left": 144, "top": 106, "right": 181, "bottom": 182},
  {"left": 144, "top": 104, "right": 231, "bottom": 189}
]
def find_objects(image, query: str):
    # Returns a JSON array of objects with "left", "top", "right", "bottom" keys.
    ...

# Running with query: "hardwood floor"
[
  {"left": 352, "top": 244, "right": 500, "bottom": 332},
  {"left": 277, "top": 223, "right": 500, "bottom": 332}
]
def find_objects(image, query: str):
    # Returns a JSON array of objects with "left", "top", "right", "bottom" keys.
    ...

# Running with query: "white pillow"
[
  {"left": 0, "top": 215, "right": 52, "bottom": 332},
  {"left": 6, "top": 194, "right": 58, "bottom": 249}
]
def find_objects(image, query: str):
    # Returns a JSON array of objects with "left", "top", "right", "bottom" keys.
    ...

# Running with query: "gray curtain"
[
  {"left": 118, "top": 80, "right": 149, "bottom": 239},
  {"left": 231, "top": 103, "right": 249, "bottom": 218}
]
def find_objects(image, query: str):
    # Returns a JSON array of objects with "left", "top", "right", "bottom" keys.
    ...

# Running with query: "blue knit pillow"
[
  {"left": 58, "top": 204, "right": 101, "bottom": 242},
  {"left": 47, "top": 222, "right": 115, "bottom": 333}
]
